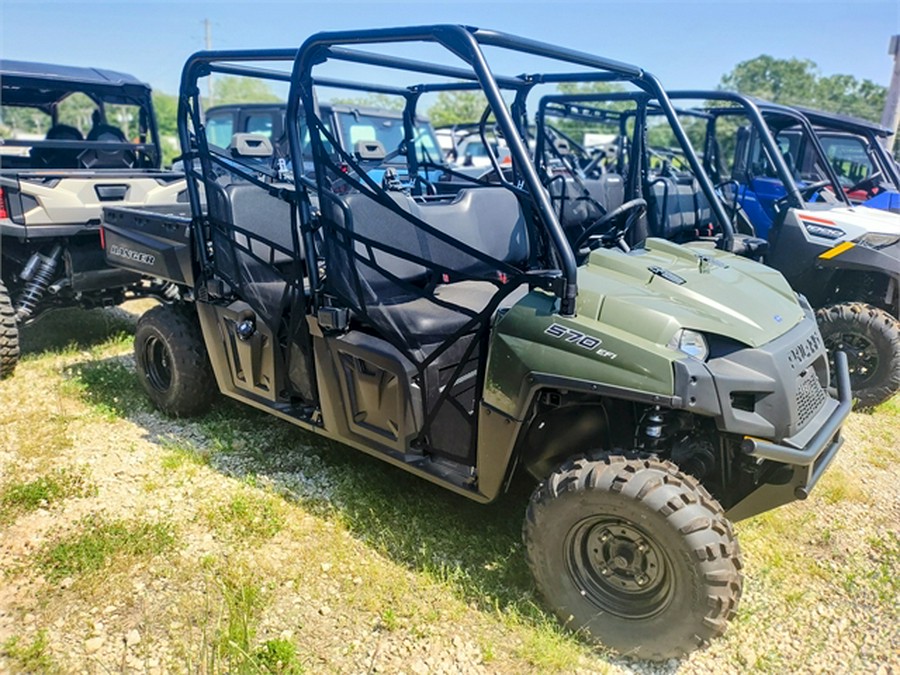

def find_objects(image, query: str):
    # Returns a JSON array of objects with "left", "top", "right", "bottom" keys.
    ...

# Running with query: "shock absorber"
[
  {"left": 160, "top": 281, "right": 181, "bottom": 301},
  {"left": 15, "top": 244, "right": 63, "bottom": 321},
  {"left": 639, "top": 405, "right": 671, "bottom": 451}
]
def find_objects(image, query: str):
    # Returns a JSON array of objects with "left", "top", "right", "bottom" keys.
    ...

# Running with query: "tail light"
[
  {"left": 0, "top": 187, "right": 9, "bottom": 220},
  {"left": 99, "top": 225, "right": 106, "bottom": 250}
]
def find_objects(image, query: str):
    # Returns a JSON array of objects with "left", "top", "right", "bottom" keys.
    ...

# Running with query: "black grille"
[{"left": 796, "top": 369, "right": 827, "bottom": 429}]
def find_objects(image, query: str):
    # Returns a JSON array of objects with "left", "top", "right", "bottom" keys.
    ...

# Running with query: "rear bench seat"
[
  {"left": 547, "top": 174, "right": 625, "bottom": 242},
  {"left": 648, "top": 176, "right": 715, "bottom": 240},
  {"left": 326, "top": 187, "right": 529, "bottom": 347}
]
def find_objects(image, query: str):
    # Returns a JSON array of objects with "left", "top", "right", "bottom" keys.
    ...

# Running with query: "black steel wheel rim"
[
  {"left": 825, "top": 331, "right": 879, "bottom": 387},
  {"left": 142, "top": 335, "right": 172, "bottom": 392},
  {"left": 565, "top": 516, "right": 674, "bottom": 620}
]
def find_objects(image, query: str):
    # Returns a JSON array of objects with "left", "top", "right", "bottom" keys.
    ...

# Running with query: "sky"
[{"left": 1, "top": 0, "right": 898, "bottom": 97}]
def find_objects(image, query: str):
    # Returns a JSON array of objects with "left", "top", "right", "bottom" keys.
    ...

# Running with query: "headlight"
[
  {"left": 803, "top": 222, "right": 845, "bottom": 239},
  {"left": 667, "top": 328, "right": 709, "bottom": 361},
  {"left": 856, "top": 232, "right": 900, "bottom": 250}
]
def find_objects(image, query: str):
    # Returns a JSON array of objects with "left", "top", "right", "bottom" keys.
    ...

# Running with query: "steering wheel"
[
  {"left": 797, "top": 179, "right": 833, "bottom": 201},
  {"left": 847, "top": 170, "right": 883, "bottom": 196},
  {"left": 573, "top": 198, "right": 647, "bottom": 251}
]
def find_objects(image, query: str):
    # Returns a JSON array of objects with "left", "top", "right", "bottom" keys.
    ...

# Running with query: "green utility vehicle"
[{"left": 100, "top": 28, "right": 850, "bottom": 660}]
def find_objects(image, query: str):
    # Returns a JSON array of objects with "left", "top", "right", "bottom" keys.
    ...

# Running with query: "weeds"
[
  {"left": 205, "top": 490, "right": 285, "bottom": 541},
  {"left": 1, "top": 631, "right": 58, "bottom": 674},
  {"left": 36, "top": 515, "right": 176, "bottom": 581},
  {"left": 253, "top": 639, "right": 304, "bottom": 674},
  {"left": 0, "top": 468, "right": 94, "bottom": 524},
  {"left": 62, "top": 358, "right": 148, "bottom": 420}
]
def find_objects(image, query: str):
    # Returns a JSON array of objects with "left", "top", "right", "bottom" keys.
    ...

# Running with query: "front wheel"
[
  {"left": 134, "top": 304, "right": 217, "bottom": 416},
  {"left": 0, "top": 281, "right": 20, "bottom": 379},
  {"left": 524, "top": 455, "right": 743, "bottom": 661},
  {"left": 816, "top": 303, "right": 900, "bottom": 409}
]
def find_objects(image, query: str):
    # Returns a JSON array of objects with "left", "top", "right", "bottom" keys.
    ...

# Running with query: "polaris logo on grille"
[{"left": 108, "top": 244, "right": 156, "bottom": 267}]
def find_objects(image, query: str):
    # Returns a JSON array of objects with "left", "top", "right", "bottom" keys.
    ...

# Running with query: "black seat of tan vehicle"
[
  {"left": 548, "top": 174, "right": 625, "bottom": 241},
  {"left": 648, "top": 176, "right": 715, "bottom": 240},
  {"left": 326, "top": 187, "right": 529, "bottom": 347},
  {"left": 206, "top": 181, "right": 300, "bottom": 267}
]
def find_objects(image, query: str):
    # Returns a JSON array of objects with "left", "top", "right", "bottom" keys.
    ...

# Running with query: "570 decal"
[{"left": 544, "top": 323, "right": 618, "bottom": 360}]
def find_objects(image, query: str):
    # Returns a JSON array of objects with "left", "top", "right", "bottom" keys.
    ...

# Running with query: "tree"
[
  {"left": 329, "top": 94, "right": 404, "bottom": 111},
  {"left": 427, "top": 91, "right": 489, "bottom": 127},
  {"left": 151, "top": 91, "right": 179, "bottom": 167},
  {"left": 211, "top": 76, "right": 282, "bottom": 105},
  {"left": 720, "top": 55, "right": 887, "bottom": 122},
  {"left": 556, "top": 81, "right": 623, "bottom": 96},
  {"left": 152, "top": 92, "right": 178, "bottom": 138}
]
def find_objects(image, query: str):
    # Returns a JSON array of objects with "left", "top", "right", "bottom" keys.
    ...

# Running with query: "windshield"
[
  {"left": 817, "top": 133, "right": 876, "bottom": 188},
  {"left": 334, "top": 111, "right": 441, "bottom": 164}
]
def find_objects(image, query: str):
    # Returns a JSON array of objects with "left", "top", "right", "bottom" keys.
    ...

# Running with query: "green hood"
[{"left": 576, "top": 238, "right": 803, "bottom": 349}]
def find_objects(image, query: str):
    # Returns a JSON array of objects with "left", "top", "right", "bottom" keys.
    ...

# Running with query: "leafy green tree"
[
  {"left": 548, "top": 81, "right": 626, "bottom": 148},
  {"left": 152, "top": 92, "right": 178, "bottom": 137},
  {"left": 556, "top": 81, "right": 623, "bottom": 96},
  {"left": 212, "top": 76, "right": 283, "bottom": 105},
  {"left": 427, "top": 91, "right": 489, "bottom": 127},
  {"left": 151, "top": 91, "right": 180, "bottom": 167},
  {"left": 720, "top": 55, "right": 886, "bottom": 122},
  {"left": 329, "top": 94, "right": 404, "bottom": 111}
]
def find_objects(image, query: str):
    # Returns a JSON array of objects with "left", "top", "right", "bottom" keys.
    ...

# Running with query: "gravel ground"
[{"left": 0, "top": 308, "right": 897, "bottom": 673}]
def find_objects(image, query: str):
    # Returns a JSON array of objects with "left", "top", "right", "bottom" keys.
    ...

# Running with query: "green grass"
[
  {"left": 205, "top": 490, "right": 286, "bottom": 541},
  {"left": 8, "top": 304, "right": 897, "bottom": 671},
  {"left": 253, "top": 639, "right": 304, "bottom": 674},
  {"left": 0, "top": 468, "right": 94, "bottom": 524},
  {"left": 36, "top": 515, "right": 176, "bottom": 581},
  {"left": 62, "top": 358, "right": 149, "bottom": 420},
  {"left": 0, "top": 631, "right": 58, "bottom": 674},
  {"left": 866, "top": 531, "right": 900, "bottom": 608},
  {"left": 160, "top": 438, "right": 212, "bottom": 472},
  {"left": 19, "top": 307, "right": 135, "bottom": 359},
  {"left": 191, "top": 562, "right": 306, "bottom": 674},
  {"left": 221, "top": 569, "right": 265, "bottom": 667},
  {"left": 177, "top": 403, "right": 580, "bottom": 648}
]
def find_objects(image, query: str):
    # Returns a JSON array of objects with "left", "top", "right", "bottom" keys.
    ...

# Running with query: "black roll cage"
[
  {"left": 175, "top": 25, "right": 729, "bottom": 315},
  {"left": 533, "top": 92, "right": 737, "bottom": 249},
  {"left": 0, "top": 71, "right": 162, "bottom": 168},
  {"left": 796, "top": 107, "right": 900, "bottom": 191},
  {"left": 666, "top": 91, "right": 853, "bottom": 210}
]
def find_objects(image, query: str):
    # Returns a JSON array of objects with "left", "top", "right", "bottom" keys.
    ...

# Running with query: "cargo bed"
[{"left": 102, "top": 204, "right": 195, "bottom": 287}]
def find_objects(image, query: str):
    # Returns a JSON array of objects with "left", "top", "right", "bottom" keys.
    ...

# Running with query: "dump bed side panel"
[{"left": 102, "top": 205, "right": 195, "bottom": 286}]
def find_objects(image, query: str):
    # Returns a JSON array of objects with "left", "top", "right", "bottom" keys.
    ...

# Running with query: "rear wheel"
[
  {"left": 134, "top": 304, "right": 216, "bottom": 416},
  {"left": 816, "top": 303, "right": 900, "bottom": 409},
  {"left": 0, "top": 282, "right": 19, "bottom": 379},
  {"left": 524, "top": 455, "right": 742, "bottom": 661}
]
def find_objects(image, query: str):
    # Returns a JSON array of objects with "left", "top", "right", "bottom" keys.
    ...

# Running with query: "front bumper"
[{"left": 726, "top": 351, "right": 851, "bottom": 521}]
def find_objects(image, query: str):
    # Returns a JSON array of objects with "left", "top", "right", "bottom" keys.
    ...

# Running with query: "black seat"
[
  {"left": 82, "top": 124, "right": 135, "bottom": 169},
  {"left": 548, "top": 173, "right": 625, "bottom": 242},
  {"left": 30, "top": 124, "right": 83, "bottom": 168},
  {"left": 326, "top": 187, "right": 529, "bottom": 348},
  {"left": 649, "top": 177, "right": 716, "bottom": 240},
  {"left": 225, "top": 183, "right": 299, "bottom": 265}
]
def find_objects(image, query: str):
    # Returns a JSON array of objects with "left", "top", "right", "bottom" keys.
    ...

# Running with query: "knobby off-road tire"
[
  {"left": 816, "top": 303, "right": 900, "bottom": 409},
  {"left": 0, "top": 281, "right": 20, "bottom": 379},
  {"left": 524, "top": 455, "right": 743, "bottom": 661},
  {"left": 134, "top": 304, "right": 216, "bottom": 417}
]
